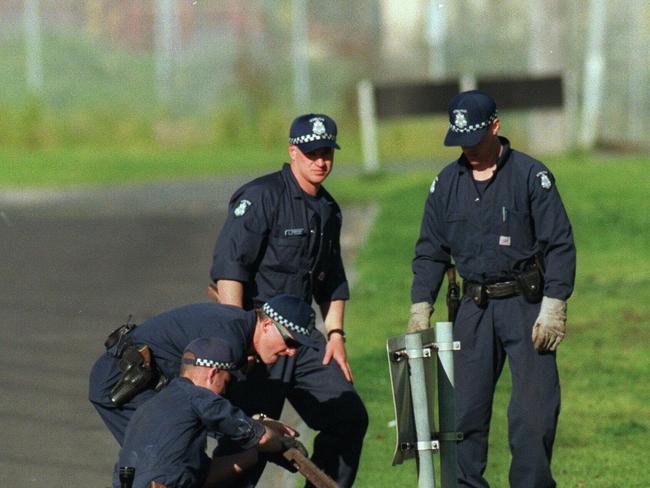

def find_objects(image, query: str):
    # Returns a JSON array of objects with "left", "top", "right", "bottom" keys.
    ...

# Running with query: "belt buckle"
[
  {"left": 487, "top": 282, "right": 505, "bottom": 296},
  {"left": 487, "top": 280, "right": 516, "bottom": 298}
]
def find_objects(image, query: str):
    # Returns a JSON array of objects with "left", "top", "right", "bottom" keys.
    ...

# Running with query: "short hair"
[
  {"left": 179, "top": 351, "right": 195, "bottom": 376},
  {"left": 255, "top": 308, "right": 270, "bottom": 322}
]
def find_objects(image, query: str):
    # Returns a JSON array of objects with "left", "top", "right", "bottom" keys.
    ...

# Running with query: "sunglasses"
[{"left": 273, "top": 321, "right": 301, "bottom": 349}]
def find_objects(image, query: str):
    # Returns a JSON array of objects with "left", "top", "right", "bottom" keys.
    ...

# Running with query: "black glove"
[{"left": 261, "top": 437, "right": 308, "bottom": 473}]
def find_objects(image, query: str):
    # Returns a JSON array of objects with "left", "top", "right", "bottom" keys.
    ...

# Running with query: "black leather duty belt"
[{"left": 463, "top": 279, "right": 521, "bottom": 307}]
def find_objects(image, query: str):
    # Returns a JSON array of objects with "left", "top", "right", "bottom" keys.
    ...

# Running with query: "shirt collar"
[
  {"left": 281, "top": 163, "right": 306, "bottom": 199},
  {"left": 281, "top": 163, "right": 333, "bottom": 205},
  {"left": 456, "top": 136, "right": 512, "bottom": 174}
]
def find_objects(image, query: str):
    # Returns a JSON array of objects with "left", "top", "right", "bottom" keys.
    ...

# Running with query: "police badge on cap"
[
  {"left": 444, "top": 90, "right": 498, "bottom": 147},
  {"left": 289, "top": 113, "right": 341, "bottom": 154}
]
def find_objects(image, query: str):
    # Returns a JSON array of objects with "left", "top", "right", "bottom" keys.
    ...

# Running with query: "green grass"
[
  {"left": 326, "top": 155, "right": 650, "bottom": 487},
  {"left": 1, "top": 145, "right": 280, "bottom": 187},
  {"left": 0, "top": 122, "right": 444, "bottom": 188},
  {"left": 3, "top": 136, "right": 648, "bottom": 486}
]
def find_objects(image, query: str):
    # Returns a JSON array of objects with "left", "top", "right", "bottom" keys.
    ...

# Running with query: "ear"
[
  {"left": 491, "top": 117, "right": 500, "bottom": 135},
  {"left": 208, "top": 367, "right": 219, "bottom": 383},
  {"left": 262, "top": 317, "right": 274, "bottom": 334},
  {"left": 288, "top": 144, "right": 297, "bottom": 161}
]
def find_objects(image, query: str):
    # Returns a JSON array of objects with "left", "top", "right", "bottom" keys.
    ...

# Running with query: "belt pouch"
[
  {"left": 469, "top": 284, "right": 487, "bottom": 308},
  {"left": 516, "top": 266, "right": 543, "bottom": 303}
]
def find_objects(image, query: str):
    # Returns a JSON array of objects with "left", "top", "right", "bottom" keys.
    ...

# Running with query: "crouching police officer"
[
  {"left": 114, "top": 337, "right": 300, "bottom": 488},
  {"left": 89, "top": 294, "right": 319, "bottom": 446},
  {"left": 208, "top": 114, "right": 368, "bottom": 487},
  {"left": 408, "top": 91, "right": 576, "bottom": 487}
]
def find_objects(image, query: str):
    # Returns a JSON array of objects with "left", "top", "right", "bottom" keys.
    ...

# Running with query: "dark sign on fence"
[
  {"left": 374, "top": 80, "right": 460, "bottom": 119},
  {"left": 477, "top": 75, "right": 564, "bottom": 110}
]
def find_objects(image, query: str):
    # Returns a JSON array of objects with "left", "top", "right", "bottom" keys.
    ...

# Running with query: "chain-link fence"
[{"left": 2, "top": 0, "right": 649, "bottom": 152}]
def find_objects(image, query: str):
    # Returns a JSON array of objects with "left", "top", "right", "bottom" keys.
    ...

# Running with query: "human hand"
[
  {"left": 261, "top": 438, "right": 309, "bottom": 473},
  {"left": 532, "top": 297, "right": 567, "bottom": 352},
  {"left": 255, "top": 416, "right": 299, "bottom": 453},
  {"left": 322, "top": 333, "right": 353, "bottom": 383},
  {"left": 261, "top": 417, "right": 299, "bottom": 439},
  {"left": 407, "top": 302, "right": 433, "bottom": 332}
]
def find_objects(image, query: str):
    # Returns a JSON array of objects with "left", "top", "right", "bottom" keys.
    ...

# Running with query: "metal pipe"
[
  {"left": 435, "top": 321, "right": 458, "bottom": 488},
  {"left": 405, "top": 332, "right": 436, "bottom": 488}
]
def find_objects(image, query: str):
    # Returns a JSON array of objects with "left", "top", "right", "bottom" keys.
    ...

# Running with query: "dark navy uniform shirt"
[
  {"left": 412, "top": 137, "right": 576, "bottom": 304},
  {"left": 115, "top": 377, "right": 265, "bottom": 488},
  {"left": 128, "top": 303, "right": 256, "bottom": 382},
  {"left": 210, "top": 163, "right": 349, "bottom": 307}
]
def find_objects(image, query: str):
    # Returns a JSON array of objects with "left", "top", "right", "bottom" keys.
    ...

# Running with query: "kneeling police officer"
[{"left": 115, "top": 337, "right": 299, "bottom": 488}]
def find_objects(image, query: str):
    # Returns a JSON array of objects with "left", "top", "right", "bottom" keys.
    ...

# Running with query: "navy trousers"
[
  {"left": 453, "top": 295, "right": 560, "bottom": 488},
  {"left": 220, "top": 330, "right": 368, "bottom": 488}
]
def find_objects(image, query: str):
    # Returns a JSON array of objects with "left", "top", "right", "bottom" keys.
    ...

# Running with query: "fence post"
[
  {"left": 357, "top": 79, "right": 380, "bottom": 173},
  {"left": 24, "top": 0, "right": 44, "bottom": 95}
]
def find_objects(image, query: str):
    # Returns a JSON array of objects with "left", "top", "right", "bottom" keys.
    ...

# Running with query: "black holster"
[
  {"left": 515, "top": 261, "right": 544, "bottom": 304},
  {"left": 446, "top": 266, "right": 461, "bottom": 322},
  {"left": 110, "top": 345, "right": 167, "bottom": 406}
]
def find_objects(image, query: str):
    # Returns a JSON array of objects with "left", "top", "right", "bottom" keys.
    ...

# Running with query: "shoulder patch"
[
  {"left": 233, "top": 199, "right": 252, "bottom": 217},
  {"left": 536, "top": 171, "right": 552, "bottom": 191},
  {"left": 430, "top": 176, "right": 439, "bottom": 194}
]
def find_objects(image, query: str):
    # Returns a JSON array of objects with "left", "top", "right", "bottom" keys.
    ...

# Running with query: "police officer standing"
[
  {"left": 209, "top": 114, "right": 368, "bottom": 487},
  {"left": 408, "top": 91, "right": 576, "bottom": 487},
  {"left": 115, "top": 337, "right": 297, "bottom": 488}
]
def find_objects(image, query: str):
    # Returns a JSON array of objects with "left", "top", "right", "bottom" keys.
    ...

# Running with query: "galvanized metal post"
[
  {"left": 405, "top": 332, "right": 436, "bottom": 488},
  {"left": 435, "top": 321, "right": 458, "bottom": 488}
]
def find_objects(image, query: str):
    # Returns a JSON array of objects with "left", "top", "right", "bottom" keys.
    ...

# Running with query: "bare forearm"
[
  {"left": 320, "top": 299, "right": 345, "bottom": 334},
  {"left": 216, "top": 280, "right": 245, "bottom": 308}
]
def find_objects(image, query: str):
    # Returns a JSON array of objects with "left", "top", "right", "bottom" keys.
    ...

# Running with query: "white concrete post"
[{"left": 357, "top": 80, "right": 380, "bottom": 173}]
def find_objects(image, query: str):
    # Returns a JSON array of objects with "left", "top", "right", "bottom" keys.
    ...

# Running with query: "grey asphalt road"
[{"left": 0, "top": 177, "right": 374, "bottom": 488}]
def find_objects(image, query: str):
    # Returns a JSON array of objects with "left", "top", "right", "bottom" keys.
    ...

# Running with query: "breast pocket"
[
  {"left": 276, "top": 236, "right": 303, "bottom": 248},
  {"left": 498, "top": 208, "right": 535, "bottom": 255},
  {"left": 267, "top": 235, "right": 307, "bottom": 272},
  {"left": 445, "top": 212, "right": 471, "bottom": 253}
]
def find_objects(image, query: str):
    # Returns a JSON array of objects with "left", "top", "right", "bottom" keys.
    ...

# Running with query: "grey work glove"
[
  {"left": 407, "top": 302, "right": 433, "bottom": 332},
  {"left": 532, "top": 296, "right": 567, "bottom": 352}
]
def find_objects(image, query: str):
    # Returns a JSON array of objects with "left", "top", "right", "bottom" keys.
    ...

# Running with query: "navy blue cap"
[
  {"left": 183, "top": 337, "right": 240, "bottom": 370},
  {"left": 444, "top": 90, "right": 498, "bottom": 147},
  {"left": 262, "top": 294, "right": 319, "bottom": 349},
  {"left": 289, "top": 113, "right": 341, "bottom": 153}
]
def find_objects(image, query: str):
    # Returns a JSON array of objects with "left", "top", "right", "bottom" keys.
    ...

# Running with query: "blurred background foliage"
[{"left": 2, "top": 0, "right": 650, "bottom": 181}]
